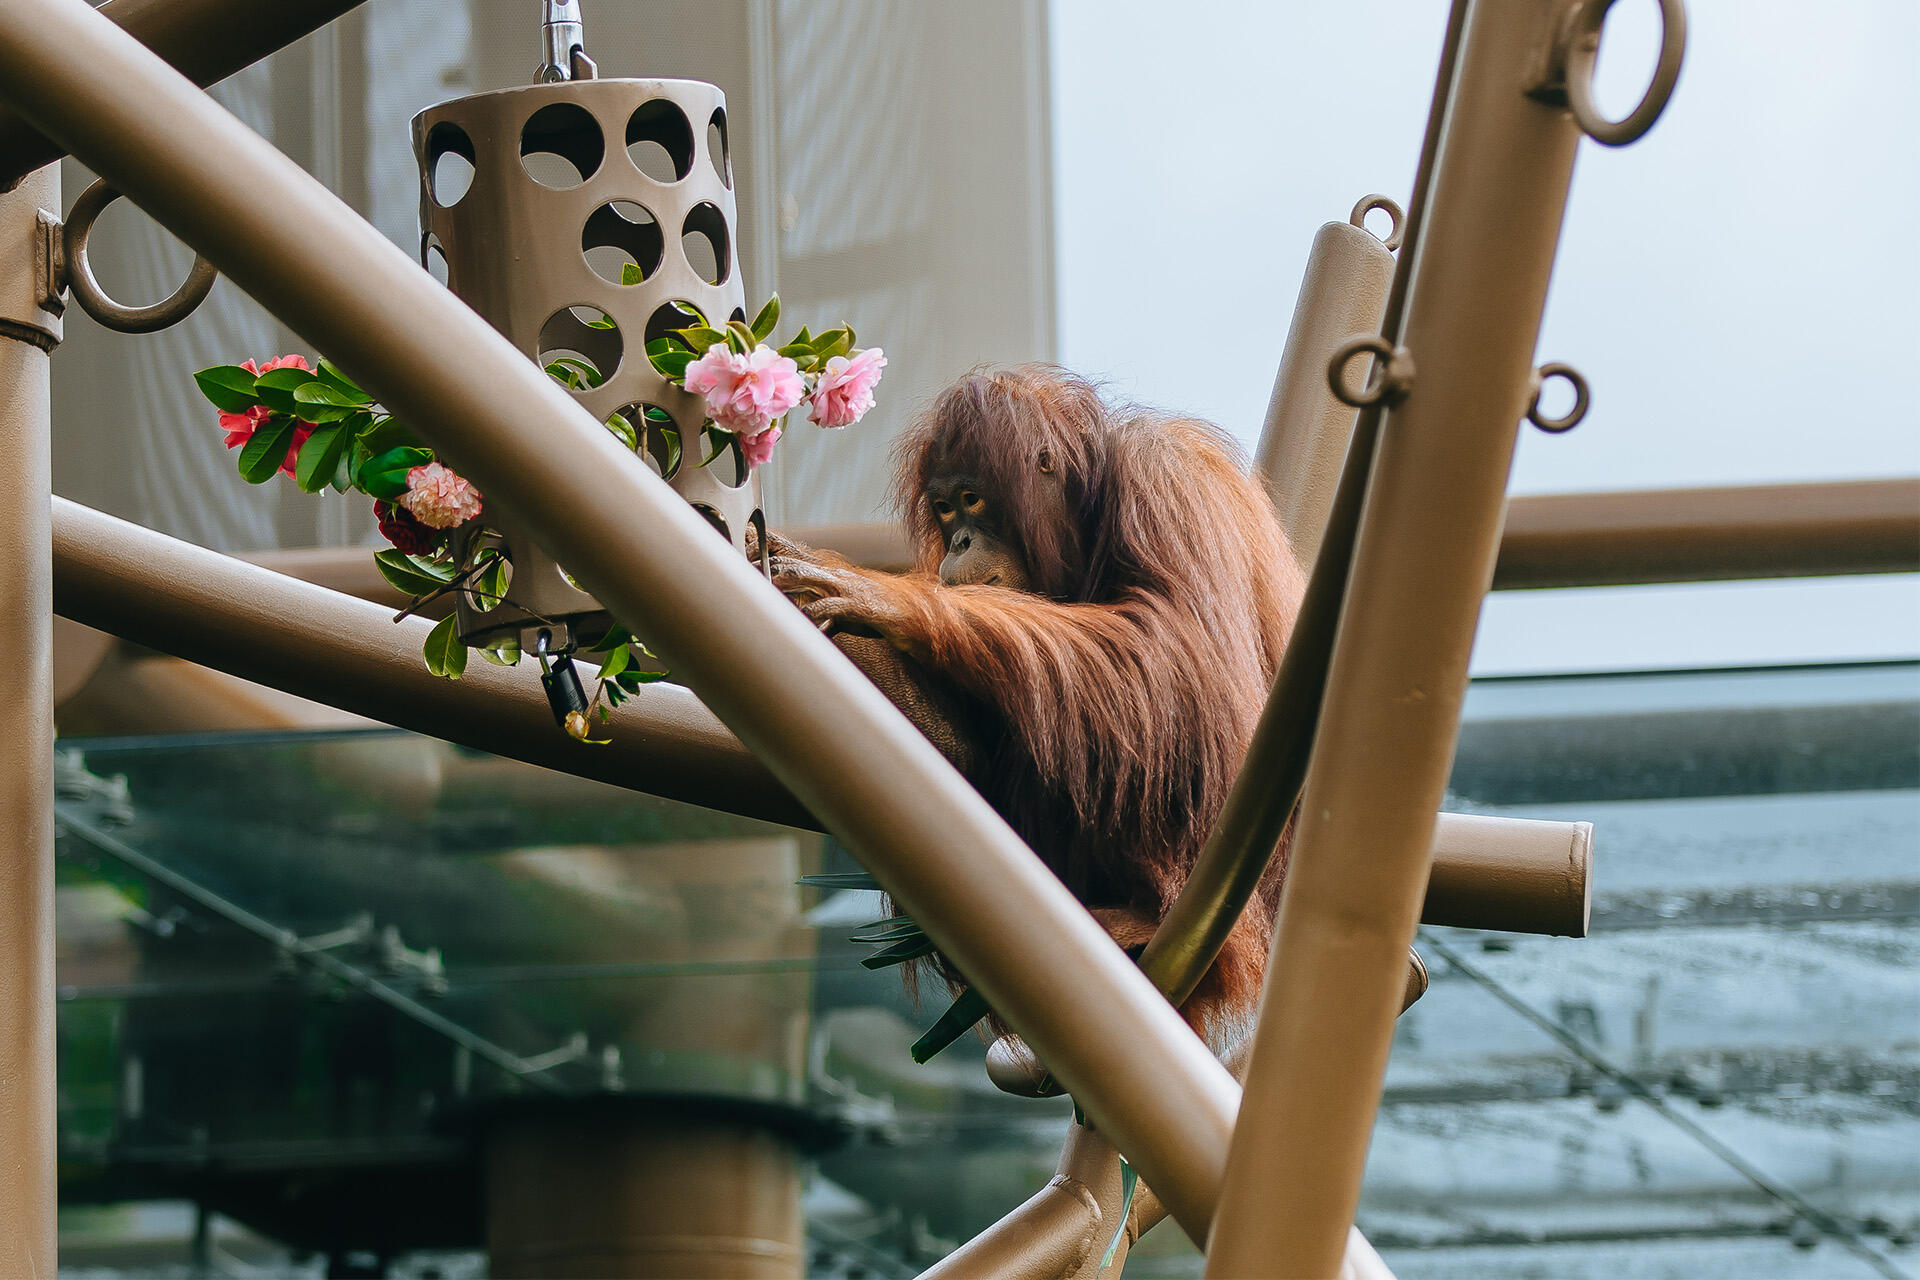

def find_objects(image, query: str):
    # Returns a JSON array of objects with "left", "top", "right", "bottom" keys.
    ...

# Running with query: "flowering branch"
[{"left": 192, "top": 291, "right": 880, "bottom": 743}]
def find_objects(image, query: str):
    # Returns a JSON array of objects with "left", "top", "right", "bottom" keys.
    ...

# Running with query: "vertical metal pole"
[
  {"left": 1205, "top": 0, "right": 1586, "bottom": 1272},
  {"left": 486, "top": 1109, "right": 803, "bottom": 1279},
  {"left": 1253, "top": 218, "right": 1394, "bottom": 567},
  {"left": 0, "top": 164, "right": 60, "bottom": 1278}
]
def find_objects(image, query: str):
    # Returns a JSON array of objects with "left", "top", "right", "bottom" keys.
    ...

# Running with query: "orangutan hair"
[{"left": 879, "top": 367, "right": 1305, "bottom": 1041}]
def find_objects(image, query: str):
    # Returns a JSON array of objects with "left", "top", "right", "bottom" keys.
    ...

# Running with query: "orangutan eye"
[
  {"left": 932, "top": 499, "right": 954, "bottom": 520},
  {"left": 1038, "top": 448, "right": 1055, "bottom": 474},
  {"left": 961, "top": 490, "right": 984, "bottom": 513}
]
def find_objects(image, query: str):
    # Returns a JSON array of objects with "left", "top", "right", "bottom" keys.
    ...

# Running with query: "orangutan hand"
[{"left": 770, "top": 556, "right": 916, "bottom": 647}]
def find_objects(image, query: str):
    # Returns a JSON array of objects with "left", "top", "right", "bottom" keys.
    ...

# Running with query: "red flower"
[
  {"left": 375, "top": 500, "right": 438, "bottom": 556},
  {"left": 219, "top": 356, "right": 317, "bottom": 477}
]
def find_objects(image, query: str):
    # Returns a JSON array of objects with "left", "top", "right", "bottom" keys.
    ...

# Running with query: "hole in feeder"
[
  {"left": 626, "top": 99, "right": 695, "bottom": 182},
  {"left": 521, "top": 102, "right": 604, "bottom": 189},
  {"left": 707, "top": 109, "right": 731, "bottom": 187},
  {"left": 583, "top": 201, "right": 663, "bottom": 286},
  {"left": 422, "top": 234, "right": 450, "bottom": 288},
  {"left": 681, "top": 202, "right": 731, "bottom": 286},
  {"left": 729, "top": 306, "right": 747, "bottom": 326},
  {"left": 748, "top": 508, "right": 769, "bottom": 575},
  {"left": 539, "top": 305, "right": 623, "bottom": 390},
  {"left": 690, "top": 502, "right": 730, "bottom": 541},
  {"left": 427, "top": 121, "right": 476, "bottom": 207},
  {"left": 612, "top": 403, "right": 683, "bottom": 478},
  {"left": 608, "top": 403, "right": 679, "bottom": 477},
  {"left": 644, "top": 299, "right": 708, "bottom": 348},
  {"left": 703, "top": 431, "right": 747, "bottom": 488}
]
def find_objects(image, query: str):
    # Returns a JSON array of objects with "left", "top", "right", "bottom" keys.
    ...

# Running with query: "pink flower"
[
  {"left": 739, "top": 423, "right": 781, "bottom": 471},
  {"left": 682, "top": 343, "right": 805, "bottom": 436},
  {"left": 374, "top": 500, "right": 438, "bottom": 555},
  {"left": 219, "top": 356, "right": 318, "bottom": 476},
  {"left": 397, "top": 462, "right": 483, "bottom": 529},
  {"left": 809, "top": 347, "right": 885, "bottom": 428}
]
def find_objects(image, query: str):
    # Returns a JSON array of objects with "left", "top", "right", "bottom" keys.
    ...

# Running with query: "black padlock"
[{"left": 540, "top": 652, "right": 589, "bottom": 729}]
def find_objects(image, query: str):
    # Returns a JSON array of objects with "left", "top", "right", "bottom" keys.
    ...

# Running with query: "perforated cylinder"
[{"left": 412, "top": 79, "right": 757, "bottom": 648}]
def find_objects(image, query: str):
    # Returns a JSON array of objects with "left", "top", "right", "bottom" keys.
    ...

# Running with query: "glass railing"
[{"left": 52, "top": 661, "right": 1920, "bottom": 1278}]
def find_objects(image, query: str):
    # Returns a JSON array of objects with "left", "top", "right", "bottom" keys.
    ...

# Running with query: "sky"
[{"left": 1050, "top": 0, "right": 1919, "bottom": 674}]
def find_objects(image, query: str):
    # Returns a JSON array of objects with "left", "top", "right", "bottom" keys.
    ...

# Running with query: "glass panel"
[{"left": 56, "top": 663, "right": 1919, "bottom": 1275}]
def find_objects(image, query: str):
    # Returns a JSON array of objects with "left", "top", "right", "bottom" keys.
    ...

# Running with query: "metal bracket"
[{"left": 34, "top": 209, "right": 65, "bottom": 316}]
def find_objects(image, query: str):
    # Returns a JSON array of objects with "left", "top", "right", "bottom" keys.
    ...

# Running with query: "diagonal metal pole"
[
  {"left": 0, "top": 164, "right": 59, "bottom": 1279},
  {"left": 0, "top": 0, "right": 1239, "bottom": 1239},
  {"left": 0, "top": 0, "right": 370, "bottom": 190},
  {"left": 1206, "top": 0, "right": 1628, "bottom": 1271}
]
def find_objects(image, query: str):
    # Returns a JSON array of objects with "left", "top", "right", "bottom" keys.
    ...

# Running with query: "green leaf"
[
  {"left": 656, "top": 424, "right": 682, "bottom": 477},
  {"left": 860, "top": 935, "right": 936, "bottom": 970},
  {"left": 811, "top": 327, "right": 852, "bottom": 360},
  {"left": 330, "top": 448, "right": 356, "bottom": 493},
  {"left": 545, "top": 356, "right": 603, "bottom": 390},
  {"left": 374, "top": 548, "right": 454, "bottom": 596},
  {"left": 294, "top": 424, "right": 353, "bottom": 494},
  {"left": 588, "top": 624, "right": 633, "bottom": 653},
  {"left": 585, "top": 313, "right": 617, "bottom": 330},
  {"left": 358, "top": 446, "right": 432, "bottom": 500},
  {"left": 911, "top": 988, "right": 991, "bottom": 1064},
  {"left": 620, "top": 260, "right": 648, "bottom": 286},
  {"left": 1099, "top": 1161, "right": 1138, "bottom": 1272},
  {"left": 292, "top": 380, "right": 361, "bottom": 424},
  {"left": 847, "top": 914, "right": 915, "bottom": 937},
  {"left": 422, "top": 614, "right": 467, "bottom": 679},
  {"left": 597, "top": 644, "right": 631, "bottom": 680},
  {"left": 698, "top": 424, "right": 730, "bottom": 468},
  {"left": 649, "top": 349, "right": 693, "bottom": 381},
  {"left": 612, "top": 666, "right": 667, "bottom": 692},
  {"left": 194, "top": 365, "right": 260, "bottom": 413},
  {"left": 315, "top": 359, "right": 372, "bottom": 404},
  {"left": 604, "top": 410, "right": 638, "bottom": 451},
  {"left": 726, "top": 319, "right": 757, "bottom": 353},
  {"left": 797, "top": 872, "right": 881, "bottom": 891},
  {"left": 357, "top": 415, "right": 421, "bottom": 456},
  {"left": 252, "top": 366, "right": 319, "bottom": 416},
  {"left": 467, "top": 554, "right": 509, "bottom": 609},
  {"left": 749, "top": 294, "right": 781, "bottom": 343},
  {"left": 236, "top": 418, "right": 296, "bottom": 484},
  {"left": 676, "top": 326, "right": 729, "bottom": 353},
  {"left": 849, "top": 921, "right": 924, "bottom": 945}
]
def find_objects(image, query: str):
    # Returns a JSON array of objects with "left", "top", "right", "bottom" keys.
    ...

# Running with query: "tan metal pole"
[
  {"left": 52, "top": 496, "right": 1595, "bottom": 937},
  {"left": 0, "top": 0, "right": 370, "bottom": 190},
  {"left": 487, "top": 1109, "right": 804, "bottom": 1279},
  {"left": 0, "top": 0, "right": 1238, "bottom": 1236},
  {"left": 1206, "top": 0, "right": 1596, "bottom": 1271},
  {"left": 1493, "top": 478, "right": 1920, "bottom": 588},
  {"left": 0, "top": 164, "right": 59, "bottom": 1279},
  {"left": 1254, "top": 218, "right": 1394, "bottom": 567},
  {"left": 52, "top": 497, "right": 818, "bottom": 830}
]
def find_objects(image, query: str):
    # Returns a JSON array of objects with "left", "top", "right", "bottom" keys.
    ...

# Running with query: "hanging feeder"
[{"left": 410, "top": 14, "right": 758, "bottom": 655}]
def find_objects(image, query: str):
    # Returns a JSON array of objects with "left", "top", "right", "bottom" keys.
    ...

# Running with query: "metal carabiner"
[{"left": 534, "top": 0, "right": 597, "bottom": 84}]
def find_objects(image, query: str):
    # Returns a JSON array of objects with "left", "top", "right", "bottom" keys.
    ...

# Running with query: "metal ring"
[
  {"left": 1328, "top": 335, "right": 1415, "bottom": 409},
  {"left": 1561, "top": 0, "right": 1687, "bottom": 147},
  {"left": 63, "top": 179, "right": 217, "bottom": 334},
  {"left": 1526, "top": 362, "right": 1590, "bottom": 433},
  {"left": 1349, "top": 193, "right": 1405, "bottom": 251}
]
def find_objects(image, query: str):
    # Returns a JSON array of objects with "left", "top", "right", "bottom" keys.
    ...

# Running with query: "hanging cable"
[{"left": 1418, "top": 929, "right": 1913, "bottom": 1280}]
